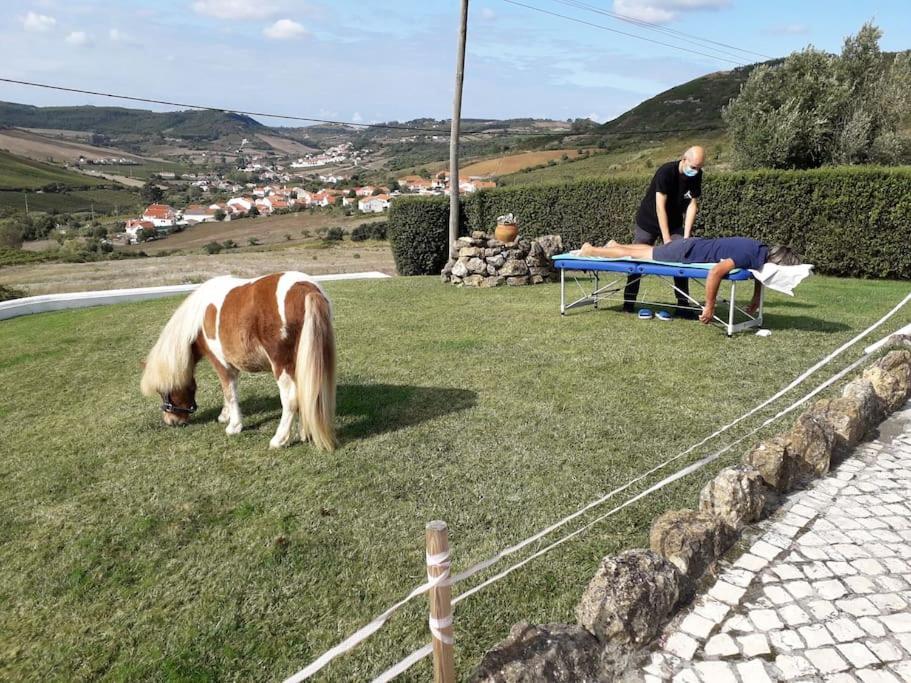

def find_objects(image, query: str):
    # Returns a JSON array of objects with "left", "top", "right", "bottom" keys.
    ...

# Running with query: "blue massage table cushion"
[{"left": 552, "top": 253, "right": 754, "bottom": 281}]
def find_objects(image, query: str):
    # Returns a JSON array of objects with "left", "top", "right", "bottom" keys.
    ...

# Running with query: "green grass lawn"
[{"left": 1, "top": 275, "right": 908, "bottom": 681}]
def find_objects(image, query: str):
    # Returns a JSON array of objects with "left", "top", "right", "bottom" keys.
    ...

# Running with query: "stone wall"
[
  {"left": 471, "top": 339, "right": 911, "bottom": 682},
  {"left": 441, "top": 232, "right": 563, "bottom": 287}
]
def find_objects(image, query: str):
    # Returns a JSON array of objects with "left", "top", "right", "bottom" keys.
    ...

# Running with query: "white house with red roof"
[
  {"left": 310, "top": 191, "right": 338, "bottom": 207},
  {"left": 124, "top": 219, "right": 156, "bottom": 243},
  {"left": 182, "top": 205, "right": 218, "bottom": 224},
  {"left": 358, "top": 194, "right": 391, "bottom": 213},
  {"left": 227, "top": 197, "right": 254, "bottom": 213},
  {"left": 141, "top": 203, "right": 177, "bottom": 227}
]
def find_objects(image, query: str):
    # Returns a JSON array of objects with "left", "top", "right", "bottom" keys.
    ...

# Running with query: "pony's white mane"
[{"left": 140, "top": 277, "right": 235, "bottom": 396}]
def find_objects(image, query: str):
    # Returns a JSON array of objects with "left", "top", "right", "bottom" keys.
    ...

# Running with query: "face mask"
[{"left": 683, "top": 164, "right": 699, "bottom": 177}]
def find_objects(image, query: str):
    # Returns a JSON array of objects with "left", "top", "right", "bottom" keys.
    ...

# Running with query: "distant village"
[{"left": 122, "top": 161, "right": 496, "bottom": 243}]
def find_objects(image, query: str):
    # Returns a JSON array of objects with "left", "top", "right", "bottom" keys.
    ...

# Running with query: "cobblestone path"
[{"left": 645, "top": 404, "right": 911, "bottom": 683}]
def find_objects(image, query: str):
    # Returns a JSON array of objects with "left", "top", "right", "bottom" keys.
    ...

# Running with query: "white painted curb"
[{"left": 0, "top": 271, "right": 391, "bottom": 321}]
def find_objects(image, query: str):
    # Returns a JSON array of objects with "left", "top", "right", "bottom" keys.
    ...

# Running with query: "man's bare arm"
[
  {"left": 656, "top": 192, "right": 671, "bottom": 244},
  {"left": 746, "top": 279, "right": 762, "bottom": 316},
  {"left": 684, "top": 198, "right": 698, "bottom": 239},
  {"left": 700, "top": 258, "right": 736, "bottom": 324}
]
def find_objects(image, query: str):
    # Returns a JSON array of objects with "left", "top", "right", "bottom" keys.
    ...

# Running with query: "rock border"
[
  {"left": 441, "top": 232, "right": 563, "bottom": 287},
  {"left": 471, "top": 338, "right": 911, "bottom": 682}
]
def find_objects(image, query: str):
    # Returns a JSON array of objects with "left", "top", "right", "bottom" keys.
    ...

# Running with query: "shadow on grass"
[
  {"left": 759, "top": 313, "right": 851, "bottom": 333},
  {"left": 336, "top": 383, "right": 477, "bottom": 441},
  {"left": 197, "top": 383, "right": 477, "bottom": 442}
]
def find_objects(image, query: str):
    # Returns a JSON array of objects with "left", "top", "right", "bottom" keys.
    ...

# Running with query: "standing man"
[{"left": 623, "top": 146, "right": 705, "bottom": 317}]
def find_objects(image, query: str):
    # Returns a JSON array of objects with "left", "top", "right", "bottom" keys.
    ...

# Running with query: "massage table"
[{"left": 552, "top": 253, "right": 764, "bottom": 336}]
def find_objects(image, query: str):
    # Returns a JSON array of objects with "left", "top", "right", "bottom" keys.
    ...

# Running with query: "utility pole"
[
  {"left": 448, "top": 0, "right": 469, "bottom": 248},
  {"left": 24, "top": 192, "right": 29, "bottom": 216}
]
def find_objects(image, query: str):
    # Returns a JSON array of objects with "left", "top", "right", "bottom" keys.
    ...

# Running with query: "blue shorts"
[{"left": 652, "top": 236, "right": 692, "bottom": 263}]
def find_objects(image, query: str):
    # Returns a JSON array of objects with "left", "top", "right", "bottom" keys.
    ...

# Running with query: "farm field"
[
  {"left": 1, "top": 274, "right": 908, "bottom": 681},
  {"left": 0, "top": 188, "right": 141, "bottom": 215},
  {"left": 453, "top": 149, "right": 592, "bottom": 177},
  {"left": 498, "top": 133, "right": 730, "bottom": 185},
  {"left": 0, "top": 149, "right": 106, "bottom": 190},
  {"left": 126, "top": 211, "right": 384, "bottom": 253},
  {"left": 0, "top": 129, "right": 189, "bottom": 180},
  {"left": 0, "top": 241, "right": 395, "bottom": 295},
  {"left": 0, "top": 128, "right": 147, "bottom": 164}
]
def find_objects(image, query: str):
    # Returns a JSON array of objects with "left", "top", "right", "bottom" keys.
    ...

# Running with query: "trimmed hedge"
[
  {"left": 388, "top": 196, "right": 466, "bottom": 276},
  {"left": 388, "top": 167, "right": 911, "bottom": 279}
]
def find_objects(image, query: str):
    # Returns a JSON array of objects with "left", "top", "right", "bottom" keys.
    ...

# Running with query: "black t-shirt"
[{"left": 635, "top": 160, "right": 702, "bottom": 236}]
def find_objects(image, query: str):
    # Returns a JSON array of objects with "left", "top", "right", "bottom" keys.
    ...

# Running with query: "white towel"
[{"left": 749, "top": 263, "right": 814, "bottom": 296}]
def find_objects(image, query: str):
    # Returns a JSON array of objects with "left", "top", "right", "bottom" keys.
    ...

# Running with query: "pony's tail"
[{"left": 296, "top": 290, "right": 337, "bottom": 451}]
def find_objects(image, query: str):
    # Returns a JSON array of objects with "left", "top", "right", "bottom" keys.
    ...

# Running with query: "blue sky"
[{"left": 1, "top": 0, "right": 909, "bottom": 127}]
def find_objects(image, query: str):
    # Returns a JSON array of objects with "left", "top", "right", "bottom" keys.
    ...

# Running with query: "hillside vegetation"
[
  {"left": 596, "top": 63, "right": 774, "bottom": 138},
  {"left": 0, "top": 102, "right": 264, "bottom": 140}
]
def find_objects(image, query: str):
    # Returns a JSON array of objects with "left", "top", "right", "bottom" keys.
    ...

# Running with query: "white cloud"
[
  {"left": 584, "top": 112, "right": 606, "bottom": 123},
  {"left": 351, "top": 112, "right": 363, "bottom": 123},
  {"left": 23, "top": 11, "right": 56, "bottom": 32},
  {"left": 192, "top": 0, "right": 279, "bottom": 20},
  {"left": 481, "top": 8, "right": 495, "bottom": 20},
  {"left": 766, "top": 23, "right": 809, "bottom": 35},
  {"left": 109, "top": 28, "right": 129, "bottom": 41},
  {"left": 263, "top": 18, "right": 307, "bottom": 40},
  {"left": 612, "top": 0, "right": 729, "bottom": 24},
  {"left": 65, "top": 31, "right": 91, "bottom": 46}
]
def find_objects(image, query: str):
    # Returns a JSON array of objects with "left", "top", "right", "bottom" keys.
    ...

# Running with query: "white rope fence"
[
  {"left": 283, "top": 291, "right": 911, "bottom": 682},
  {"left": 376, "top": 349, "right": 874, "bottom": 680}
]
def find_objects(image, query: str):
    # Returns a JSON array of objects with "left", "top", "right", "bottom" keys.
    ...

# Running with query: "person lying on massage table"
[{"left": 579, "top": 236, "right": 801, "bottom": 325}]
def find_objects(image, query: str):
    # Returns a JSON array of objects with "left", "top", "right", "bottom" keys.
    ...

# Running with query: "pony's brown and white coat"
[{"left": 141, "top": 272, "right": 336, "bottom": 450}]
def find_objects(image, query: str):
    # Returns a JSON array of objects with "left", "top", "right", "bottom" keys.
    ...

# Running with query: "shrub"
[
  {"left": 223, "top": 239, "right": 238, "bottom": 249},
  {"left": 0, "top": 220, "right": 24, "bottom": 249},
  {"left": 325, "top": 227, "right": 344, "bottom": 241},
  {"left": 0, "top": 284, "right": 27, "bottom": 301},
  {"left": 203, "top": 241, "right": 223, "bottom": 254},
  {"left": 350, "top": 224, "right": 370, "bottom": 242},
  {"left": 387, "top": 167, "right": 911, "bottom": 279},
  {"left": 369, "top": 221, "right": 388, "bottom": 240},
  {"left": 350, "top": 221, "right": 387, "bottom": 241}
]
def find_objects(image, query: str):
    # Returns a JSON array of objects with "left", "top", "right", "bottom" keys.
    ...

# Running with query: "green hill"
[
  {"left": 598, "top": 61, "right": 780, "bottom": 137},
  {"left": 0, "top": 102, "right": 265, "bottom": 140},
  {"left": 0, "top": 150, "right": 104, "bottom": 190}
]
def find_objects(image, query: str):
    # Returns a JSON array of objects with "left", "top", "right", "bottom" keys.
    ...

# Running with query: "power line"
[
  {"left": 550, "top": 0, "right": 774, "bottom": 61},
  {"left": 0, "top": 77, "right": 723, "bottom": 139},
  {"left": 501, "top": 0, "right": 748, "bottom": 66}
]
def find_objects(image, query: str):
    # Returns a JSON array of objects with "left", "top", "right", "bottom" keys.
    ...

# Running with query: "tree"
[
  {"left": 723, "top": 22, "right": 911, "bottom": 169},
  {"left": 0, "top": 220, "right": 24, "bottom": 249},
  {"left": 213, "top": 209, "right": 226, "bottom": 221},
  {"left": 136, "top": 227, "right": 157, "bottom": 242},
  {"left": 140, "top": 182, "right": 164, "bottom": 203}
]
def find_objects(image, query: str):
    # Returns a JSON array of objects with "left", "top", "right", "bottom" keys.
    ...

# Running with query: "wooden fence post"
[{"left": 426, "top": 520, "right": 455, "bottom": 683}]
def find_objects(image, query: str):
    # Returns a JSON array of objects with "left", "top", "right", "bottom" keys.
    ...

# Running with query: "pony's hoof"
[
  {"left": 225, "top": 423, "right": 243, "bottom": 435},
  {"left": 269, "top": 437, "right": 287, "bottom": 449},
  {"left": 217, "top": 412, "right": 229, "bottom": 424}
]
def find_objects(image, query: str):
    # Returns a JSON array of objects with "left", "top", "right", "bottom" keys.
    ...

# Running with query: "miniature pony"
[{"left": 140, "top": 272, "right": 336, "bottom": 450}]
